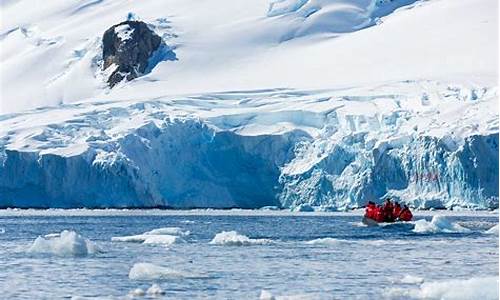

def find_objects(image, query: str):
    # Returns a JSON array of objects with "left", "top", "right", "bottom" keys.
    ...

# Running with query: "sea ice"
[
  {"left": 142, "top": 235, "right": 185, "bottom": 245},
  {"left": 485, "top": 224, "right": 499, "bottom": 235},
  {"left": 385, "top": 276, "right": 499, "bottom": 300},
  {"left": 112, "top": 227, "right": 188, "bottom": 245},
  {"left": 128, "top": 288, "right": 145, "bottom": 297},
  {"left": 210, "top": 231, "right": 273, "bottom": 246},
  {"left": 144, "top": 227, "right": 190, "bottom": 236},
  {"left": 399, "top": 275, "right": 425, "bottom": 285},
  {"left": 28, "top": 230, "right": 100, "bottom": 257},
  {"left": 146, "top": 284, "right": 165, "bottom": 296},
  {"left": 412, "top": 215, "right": 471, "bottom": 234},
  {"left": 128, "top": 263, "right": 191, "bottom": 280}
]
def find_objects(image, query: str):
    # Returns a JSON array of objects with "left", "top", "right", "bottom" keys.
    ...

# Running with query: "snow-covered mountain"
[{"left": 0, "top": 0, "right": 498, "bottom": 209}]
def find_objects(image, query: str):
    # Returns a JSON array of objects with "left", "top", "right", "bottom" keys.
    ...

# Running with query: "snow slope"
[
  {"left": 1, "top": 0, "right": 497, "bottom": 112},
  {"left": 0, "top": 0, "right": 498, "bottom": 208}
]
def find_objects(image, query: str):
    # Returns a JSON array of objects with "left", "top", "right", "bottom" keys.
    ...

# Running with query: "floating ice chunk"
[
  {"left": 111, "top": 227, "right": 189, "bottom": 245},
  {"left": 385, "top": 276, "right": 499, "bottom": 300},
  {"left": 28, "top": 230, "right": 100, "bottom": 257},
  {"left": 399, "top": 275, "right": 425, "bottom": 284},
  {"left": 144, "top": 227, "right": 190, "bottom": 236},
  {"left": 146, "top": 284, "right": 165, "bottom": 296},
  {"left": 413, "top": 215, "right": 471, "bottom": 234},
  {"left": 142, "top": 235, "right": 185, "bottom": 245},
  {"left": 111, "top": 234, "right": 150, "bottom": 243},
  {"left": 112, "top": 234, "right": 184, "bottom": 246},
  {"left": 0, "top": 228, "right": 5, "bottom": 234},
  {"left": 129, "top": 263, "right": 195, "bottom": 280},
  {"left": 485, "top": 224, "right": 499, "bottom": 235},
  {"left": 210, "top": 231, "right": 273, "bottom": 246},
  {"left": 128, "top": 288, "right": 145, "bottom": 297},
  {"left": 305, "top": 238, "right": 344, "bottom": 245},
  {"left": 260, "top": 290, "right": 276, "bottom": 300}
]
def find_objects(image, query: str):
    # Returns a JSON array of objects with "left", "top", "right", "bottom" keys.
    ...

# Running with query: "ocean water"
[{"left": 0, "top": 210, "right": 498, "bottom": 300}]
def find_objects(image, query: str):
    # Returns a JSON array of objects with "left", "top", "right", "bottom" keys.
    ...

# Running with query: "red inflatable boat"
[{"left": 362, "top": 199, "right": 412, "bottom": 226}]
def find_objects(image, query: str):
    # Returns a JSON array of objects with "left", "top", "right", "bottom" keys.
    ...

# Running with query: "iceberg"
[{"left": 27, "top": 230, "right": 100, "bottom": 257}]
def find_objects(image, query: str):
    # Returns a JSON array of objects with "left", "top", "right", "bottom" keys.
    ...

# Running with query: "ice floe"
[
  {"left": 111, "top": 227, "right": 188, "bottom": 245},
  {"left": 398, "top": 275, "right": 425, "bottom": 285},
  {"left": 128, "top": 288, "right": 145, "bottom": 297},
  {"left": 210, "top": 231, "right": 273, "bottom": 246},
  {"left": 128, "top": 262, "right": 198, "bottom": 280},
  {"left": 144, "top": 227, "right": 190, "bottom": 236},
  {"left": 146, "top": 284, "right": 165, "bottom": 296},
  {"left": 28, "top": 230, "right": 100, "bottom": 257},
  {"left": 385, "top": 276, "right": 499, "bottom": 300},
  {"left": 412, "top": 215, "right": 471, "bottom": 234},
  {"left": 485, "top": 224, "right": 499, "bottom": 235}
]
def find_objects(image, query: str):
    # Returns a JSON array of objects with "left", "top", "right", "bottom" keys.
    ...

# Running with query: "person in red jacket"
[
  {"left": 383, "top": 198, "right": 395, "bottom": 222},
  {"left": 375, "top": 205, "right": 386, "bottom": 222},
  {"left": 393, "top": 202, "right": 402, "bottom": 220},
  {"left": 364, "top": 201, "right": 376, "bottom": 219},
  {"left": 399, "top": 205, "right": 413, "bottom": 221}
]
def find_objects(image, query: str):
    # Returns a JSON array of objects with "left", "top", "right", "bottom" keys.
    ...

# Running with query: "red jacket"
[
  {"left": 364, "top": 204, "right": 376, "bottom": 219},
  {"left": 375, "top": 207, "right": 385, "bottom": 222},
  {"left": 393, "top": 206, "right": 402, "bottom": 219},
  {"left": 399, "top": 208, "right": 413, "bottom": 221},
  {"left": 383, "top": 203, "right": 394, "bottom": 222}
]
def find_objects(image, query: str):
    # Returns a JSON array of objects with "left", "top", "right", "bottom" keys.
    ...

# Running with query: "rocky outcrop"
[{"left": 102, "top": 20, "right": 173, "bottom": 87}]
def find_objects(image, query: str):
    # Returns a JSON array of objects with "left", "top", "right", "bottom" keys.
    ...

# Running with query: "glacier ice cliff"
[{"left": 0, "top": 81, "right": 498, "bottom": 209}]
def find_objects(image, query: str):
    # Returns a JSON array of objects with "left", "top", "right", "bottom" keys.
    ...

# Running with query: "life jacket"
[
  {"left": 393, "top": 206, "right": 402, "bottom": 219},
  {"left": 399, "top": 208, "right": 413, "bottom": 221},
  {"left": 375, "top": 207, "right": 385, "bottom": 222},
  {"left": 383, "top": 203, "right": 394, "bottom": 222},
  {"left": 364, "top": 204, "right": 376, "bottom": 219}
]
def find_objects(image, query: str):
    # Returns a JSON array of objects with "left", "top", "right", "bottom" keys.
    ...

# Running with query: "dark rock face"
[{"left": 102, "top": 21, "right": 170, "bottom": 87}]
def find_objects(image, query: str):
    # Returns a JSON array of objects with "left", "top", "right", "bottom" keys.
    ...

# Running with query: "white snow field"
[{"left": 0, "top": 0, "right": 498, "bottom": 209}]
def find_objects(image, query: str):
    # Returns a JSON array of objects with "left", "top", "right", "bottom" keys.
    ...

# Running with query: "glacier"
[
  {"left": 0, "top": 0, "right": 498, "bottom": 209},
  {"left": 0, "top": 81, "right": 497, "bottom": 209}
]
